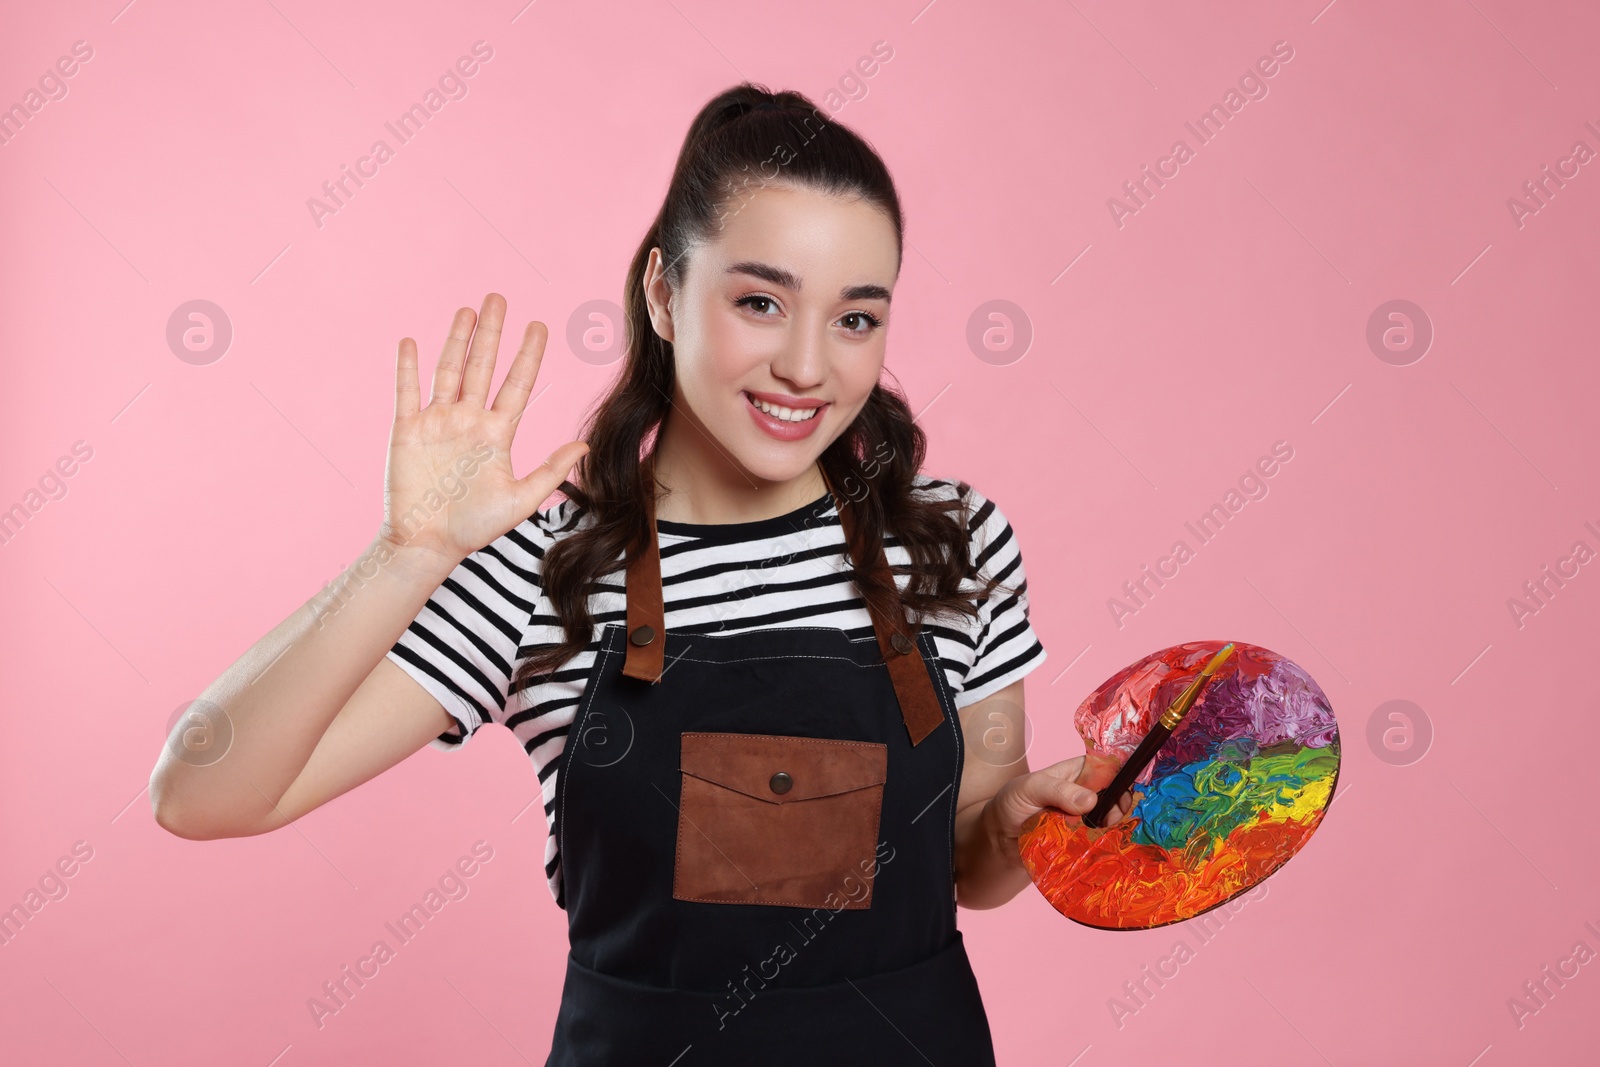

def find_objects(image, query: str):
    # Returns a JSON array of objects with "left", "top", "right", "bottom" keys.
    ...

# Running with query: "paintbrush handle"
[
  {"left": 1082, "top": 721, "right": 1169, "bottom": 828},
  {"left": 1080, "top": 644, "right": 1235, "bottom": 829}
]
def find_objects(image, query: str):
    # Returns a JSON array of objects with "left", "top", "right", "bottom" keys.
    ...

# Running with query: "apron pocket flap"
[{"left": 679, "top": 732, "right": 887, "bottom": 804}]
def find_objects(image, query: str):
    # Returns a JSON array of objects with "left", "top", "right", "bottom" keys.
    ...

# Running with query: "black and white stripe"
[{"left": 385, "top": 474, "right": 1047, "bottom": 908}]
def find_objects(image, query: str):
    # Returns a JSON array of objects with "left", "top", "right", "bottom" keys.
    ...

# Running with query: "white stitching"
[
  {"left": 920, "top": 630, "right": 964, "bottom": 920},
  {"left": 558, "top": 626, "right": 618, "bottom": 904}
]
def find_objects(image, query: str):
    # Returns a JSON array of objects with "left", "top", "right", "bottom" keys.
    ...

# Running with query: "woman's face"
[{"left": 644, "top": 182, "right": 899, "bottom": 489}]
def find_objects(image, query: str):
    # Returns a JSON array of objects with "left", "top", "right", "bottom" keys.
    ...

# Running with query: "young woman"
[{"left": 151, "top": 83, "right": 1130, "bottom": 1064}]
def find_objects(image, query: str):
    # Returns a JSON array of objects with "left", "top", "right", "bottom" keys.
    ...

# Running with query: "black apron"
[{"left": 544, "top": 459, "right": 997, "bottom": 1066}]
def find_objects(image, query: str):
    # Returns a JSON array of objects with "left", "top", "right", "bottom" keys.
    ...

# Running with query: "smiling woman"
[
  {"left": 152, "top": 80, "right": 1114, "bottom": 1067},
  {"left": 445, "top": 83, "right": 1076, "bottom": 1064}
]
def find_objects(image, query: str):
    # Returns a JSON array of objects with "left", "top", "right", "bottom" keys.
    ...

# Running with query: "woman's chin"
[
  {"left": 734, "top": 455, "right": 820, "bottom": 488},
  {"left": 720, "top": 437, "right": 828, "bottom": 488}
]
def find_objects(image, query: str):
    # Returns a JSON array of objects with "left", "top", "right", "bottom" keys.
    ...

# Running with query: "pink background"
[{"left": 3, "top": 1, "right": 1597, "bottom": 1064}]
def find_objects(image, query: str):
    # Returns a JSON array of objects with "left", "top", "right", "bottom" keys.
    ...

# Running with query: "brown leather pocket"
[{"left": 673, "top": 732, "right": 888, "bottom": 909}]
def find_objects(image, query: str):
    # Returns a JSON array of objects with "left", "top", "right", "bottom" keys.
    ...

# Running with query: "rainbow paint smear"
[{"left": 1018, "top": 640, "right": 1340, "bottom": 930}]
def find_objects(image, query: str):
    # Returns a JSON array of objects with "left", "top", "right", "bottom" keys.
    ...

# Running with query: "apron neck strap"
[{"left": 621, "top": 453, "right": 944, "bottom": 747}]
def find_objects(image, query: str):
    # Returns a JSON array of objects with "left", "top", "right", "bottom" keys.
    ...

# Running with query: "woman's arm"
[
  {"left": 149, "top": 539, "right": 461, "bottom": 839},
  {"left": 149, "top": 294, "right": 588, "bottom": 840},
  {"left": 952, "top": 678, "right": 1132, "bottom": 910}
]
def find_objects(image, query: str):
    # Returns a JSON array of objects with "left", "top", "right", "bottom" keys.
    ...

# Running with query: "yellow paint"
[{"left": 1265, "top": 774, "right": 1333, "bottom": 822}]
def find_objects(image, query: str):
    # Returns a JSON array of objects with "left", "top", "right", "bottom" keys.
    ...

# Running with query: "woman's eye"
[
  {"left": 840, "top": 311, "right": 884, "bottom": 335},
  {"left": 736, "top": 295, "right": 779, "bottom": 316}
]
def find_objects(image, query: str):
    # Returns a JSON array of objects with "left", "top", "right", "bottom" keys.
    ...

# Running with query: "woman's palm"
[{"left": 381, "top": 294, "right": 588, "bottom": 568}]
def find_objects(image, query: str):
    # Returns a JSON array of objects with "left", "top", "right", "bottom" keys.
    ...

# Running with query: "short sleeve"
[
  {"left": 385, "top": 510, "right": 559, "bottom": 752},
  {"left": 954, "top": 485, "right": 1048, "bottom": 708}
]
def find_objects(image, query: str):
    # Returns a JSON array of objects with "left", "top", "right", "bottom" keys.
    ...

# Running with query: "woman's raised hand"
[{"left": 380, "top": 293, "right": 590, "bottom": 571}]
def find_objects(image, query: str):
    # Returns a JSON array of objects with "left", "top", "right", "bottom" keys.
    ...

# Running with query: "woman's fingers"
[
  {"left": 492, "top": 319, "right": 549, "bottom": 421},
  {"left": 1098, "top": 789, "right": 1133, "bottom": 826},
  {"left": 458, "top": 293, "right": 507, "bottom": 406},
  {"left": 1013, "top": 763, "right": 1097, "bottom": 817},
  {"left": 430, "top": 306, "right": 476, "bottom": 405},
  {"left": 1022, "top": 753, "right": 1133, "bottom": 823},
  {"left": 1053, "top": 777, "right": 1099, "bottom": 815},
  {"left": 395, "top": 337, "right": 421, "bottom": 419},
  {"left": 512, "top": 439, "right": 590, "bottom": 518}
]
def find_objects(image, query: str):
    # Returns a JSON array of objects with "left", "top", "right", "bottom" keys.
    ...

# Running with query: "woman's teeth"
[{"left": 747, "top": 393, "right": 819, "bottom": 422}]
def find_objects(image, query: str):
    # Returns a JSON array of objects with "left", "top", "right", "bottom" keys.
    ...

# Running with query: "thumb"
[
  {"left": 514, "top": 440, "right": 589, "bottom": 516},
  {"left": 1016, "top": 771, "right": 1098, "bottom": 819}
]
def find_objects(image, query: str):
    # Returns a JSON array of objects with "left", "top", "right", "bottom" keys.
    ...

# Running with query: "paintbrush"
[{"left": 1081, "top": 642, "right": 1236, "bottom": 829}]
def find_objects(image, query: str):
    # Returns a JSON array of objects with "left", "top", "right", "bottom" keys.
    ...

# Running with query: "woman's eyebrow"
[{"left": 725, "top": 260, "right": 891, "bottom": 303}]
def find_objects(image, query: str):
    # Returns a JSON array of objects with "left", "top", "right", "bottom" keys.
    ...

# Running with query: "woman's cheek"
[
  {"left": 702, "top": 313, "right": 771, "bottom": 380},
  {"left": 849, "top": 349, "right": 887, "bottom": 400}
]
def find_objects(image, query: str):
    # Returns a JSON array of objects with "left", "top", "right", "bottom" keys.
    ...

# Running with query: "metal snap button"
[
  {"left": 629, "top": 624, "right": 656, "bottom": 646},
  {"left": 890, "top": 632, "right": 914, "bottom": 655},
  {"left": 769, "top": 771, "right": 793, "bottom": 795}
]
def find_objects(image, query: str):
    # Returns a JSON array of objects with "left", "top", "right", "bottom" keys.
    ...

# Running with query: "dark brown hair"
[{"left": 513, "top": 82, "right": 1018, "bottom": 690}]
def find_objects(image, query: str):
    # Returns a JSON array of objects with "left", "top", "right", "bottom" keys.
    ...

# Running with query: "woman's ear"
[{"left": 642, "top": 247, "right": 676, "bottom": 344}]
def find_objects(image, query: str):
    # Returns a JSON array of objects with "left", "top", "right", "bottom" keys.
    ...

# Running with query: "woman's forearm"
[
  {"left": 953, "top": 797, "right": 1034, "bottom": 910},
  {"left": 149, "top": 534, "right": 457, "bottom": 838}
]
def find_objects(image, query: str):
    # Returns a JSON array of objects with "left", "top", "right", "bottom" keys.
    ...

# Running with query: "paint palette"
[{"left": 1019, "top": 640, "right": 1340, "bottom": 930}]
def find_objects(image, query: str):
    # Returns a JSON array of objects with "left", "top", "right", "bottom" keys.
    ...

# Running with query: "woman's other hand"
[{"left": 989, "top": 751, "right": 1135, "bottom": 858}]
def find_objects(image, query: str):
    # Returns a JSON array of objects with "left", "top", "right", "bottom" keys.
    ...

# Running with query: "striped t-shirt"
[{"left": 385, "top": 474, "right": 1048, "bottom": 908}]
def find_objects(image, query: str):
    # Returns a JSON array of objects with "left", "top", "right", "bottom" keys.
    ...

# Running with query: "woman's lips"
[{"left": 743, "top": 390, "right": 828, "bottom": 441}]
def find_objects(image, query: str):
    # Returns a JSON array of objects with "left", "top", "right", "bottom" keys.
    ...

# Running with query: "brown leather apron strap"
[
  {"left": 820, "top": 469, "right": 945, "bottom": 748},
  {"left": 621, "top": 456, "right": 944, "bottom": 747},
  {"left": 620, "top": 470, "right": 667, "bottom": 683},
  {"left": 619, "top": 450, "right": 669, "bottom": 685}
]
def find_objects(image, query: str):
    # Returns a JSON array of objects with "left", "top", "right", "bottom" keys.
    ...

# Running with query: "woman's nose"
[{"left": 768, "top": 324, "right": 828, "bottom": 388}]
